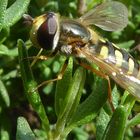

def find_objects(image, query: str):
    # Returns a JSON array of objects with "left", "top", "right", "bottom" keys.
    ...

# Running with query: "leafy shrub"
[{"left": 0, "top": 0, "right": 140, "bottom": 140}]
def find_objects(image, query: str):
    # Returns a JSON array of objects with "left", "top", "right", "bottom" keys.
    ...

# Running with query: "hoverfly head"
[{"left": 30, "top": 12, "right": 60, "bottom": 51}]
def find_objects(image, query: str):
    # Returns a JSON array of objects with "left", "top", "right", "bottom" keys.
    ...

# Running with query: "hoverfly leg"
[
  {"left": 78, "top": 61, "right": 114, "bottom": 111},
  {"left": 21, "top": 55, "right": 48, "bottom": 64},
  {"left": 22, "top": 54, "right": 49, "bottom": 67},
  {"left": 33, "top": 59, "right": 68, "bottom": 91},
  {"left": 22, "top": 49, "right": 57, "bottom": 67},
  {"left": 31, "top": 49, "right": 58, "bottom": 67},
  {"left": 31, "top": 48, "right": 43, "bottom": 67},
  {"left": 103, "top": 74, "right": 114, "bottom": 112}
]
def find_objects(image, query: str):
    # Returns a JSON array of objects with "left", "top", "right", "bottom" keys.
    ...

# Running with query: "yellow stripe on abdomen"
[
  {"left": 100, "top": 46, "right": 109, "bottom": 59},
  {"left": 128, "top": 58, "right": 135, "bottom": 75},
  {"left": 115, "top": 50, "right": 123, "bottom": 67}
]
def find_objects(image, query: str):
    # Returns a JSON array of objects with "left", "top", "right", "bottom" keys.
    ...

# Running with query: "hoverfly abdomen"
[
  {"left": 113, "top": 46, "right": 140, "bottom": 77},
  {"left": 91, "top": 39, "right": 116, "bottom": 64},
  {"left": 91, "top": 39, "right": 140, "bottom": 78}
]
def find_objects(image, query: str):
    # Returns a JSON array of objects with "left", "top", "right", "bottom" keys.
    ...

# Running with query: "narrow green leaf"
[
  {"left": 0, "top": 23, "right": 2, "bottom": 32},
  {"left": 127, "top": 113, "right": 140, "bottom": 128},
  {"left": 18, "top": 39, "right": 50, "bottom": 133},
  {"left": 54, "top": 67, "right": 86, "bottom": 140},
  {"left": 1, "top": 128, "right": 9, "bottom": 140},
  {"left": 58, "top": 67, "right": 86, "bottom": 121},
  {"left": 0, "top": 80, "right": 10, "bottom": 107},
  {"left": 117, "top": 40, "right": 135, "bottom": 50},
  {"left": 0, "top": 44, "right": 18, "bottom": 56},
  {"left": 69, "top": 78, "right": 108, "bottom": 125},
  {"left": 52, "top": 61, "right": 61, "bottom": 73},
  {"left": 64, "top": 78, "right": 108, "bottom": 136},
  {"left": 3, "top": 0, "right": 30, "bottom": 28},
  {"left": 96, "top": 109, "right": 110, "bottom": 140},
  {"left": 102, "top": 106, "right": 127, "bottom": 140},
  {"left": 0, "top": 28, "right": 9, "bottom": 43},
  {"left": 0, "top": 0, "right": 8, "bottom": 28},
  {"left": 55, "top": 57, "right": 73, "bottom": 117},
  {"left": 2, "top": 70, "right": 17, "bottom": 81},
  {"left": 16, "top": 117, "right": 36, "bottom": 140},
  {"left": 112, "top": 85, "right": 120, "bottom": 109},
  {"left": 122, "top": 93, "right": 135, "bottom": 116},
  {"left": 72, "top": 127, "right": 89, "bottom": 140},
  {"left": 66, "top": 68, "right": 86, "bottom": 124},
  {"left": 0, "top": 44, "right": 8, "bottom": 54},
  {"left": 0, "top": 113, "right": 11, "bottom": 140}
]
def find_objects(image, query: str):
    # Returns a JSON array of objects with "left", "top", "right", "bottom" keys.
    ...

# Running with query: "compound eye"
[{"left": 37, "top": 12, "right": 58, "bottom": 50}]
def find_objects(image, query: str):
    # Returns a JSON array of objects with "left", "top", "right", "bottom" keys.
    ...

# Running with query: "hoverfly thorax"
[
  {"left": 60, "top": 20, "right": 91, "bottom": 44},
  {"left": 58, "top": 20, "right": 94, "bottom": 56},
  {"left": 30, "top": 12, "right": 60, "bottom": 51}
]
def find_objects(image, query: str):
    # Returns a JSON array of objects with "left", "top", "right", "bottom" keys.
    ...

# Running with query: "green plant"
[{"left": 1, "top": 0, "right": 140, "bottom": 140}]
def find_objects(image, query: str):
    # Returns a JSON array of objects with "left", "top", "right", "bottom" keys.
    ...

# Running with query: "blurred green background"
[{"left": 1, "top": 0, "right": 140, "bottom": 140}]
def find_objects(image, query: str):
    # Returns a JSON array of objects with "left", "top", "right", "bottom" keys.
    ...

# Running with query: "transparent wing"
[
  {"left": 79, "top": 1, "right": 128, "bottom": 31},
  {"left": 78, "top": 47, "right": 140, "bottom": 99},
  {"left": 112, "top": 71, "right": 140, "bottom": 99}
]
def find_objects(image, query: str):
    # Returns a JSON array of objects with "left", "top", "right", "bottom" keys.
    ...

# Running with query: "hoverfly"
[{"left": 27, "top": 1, "right": 140, "bottom": 103}]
